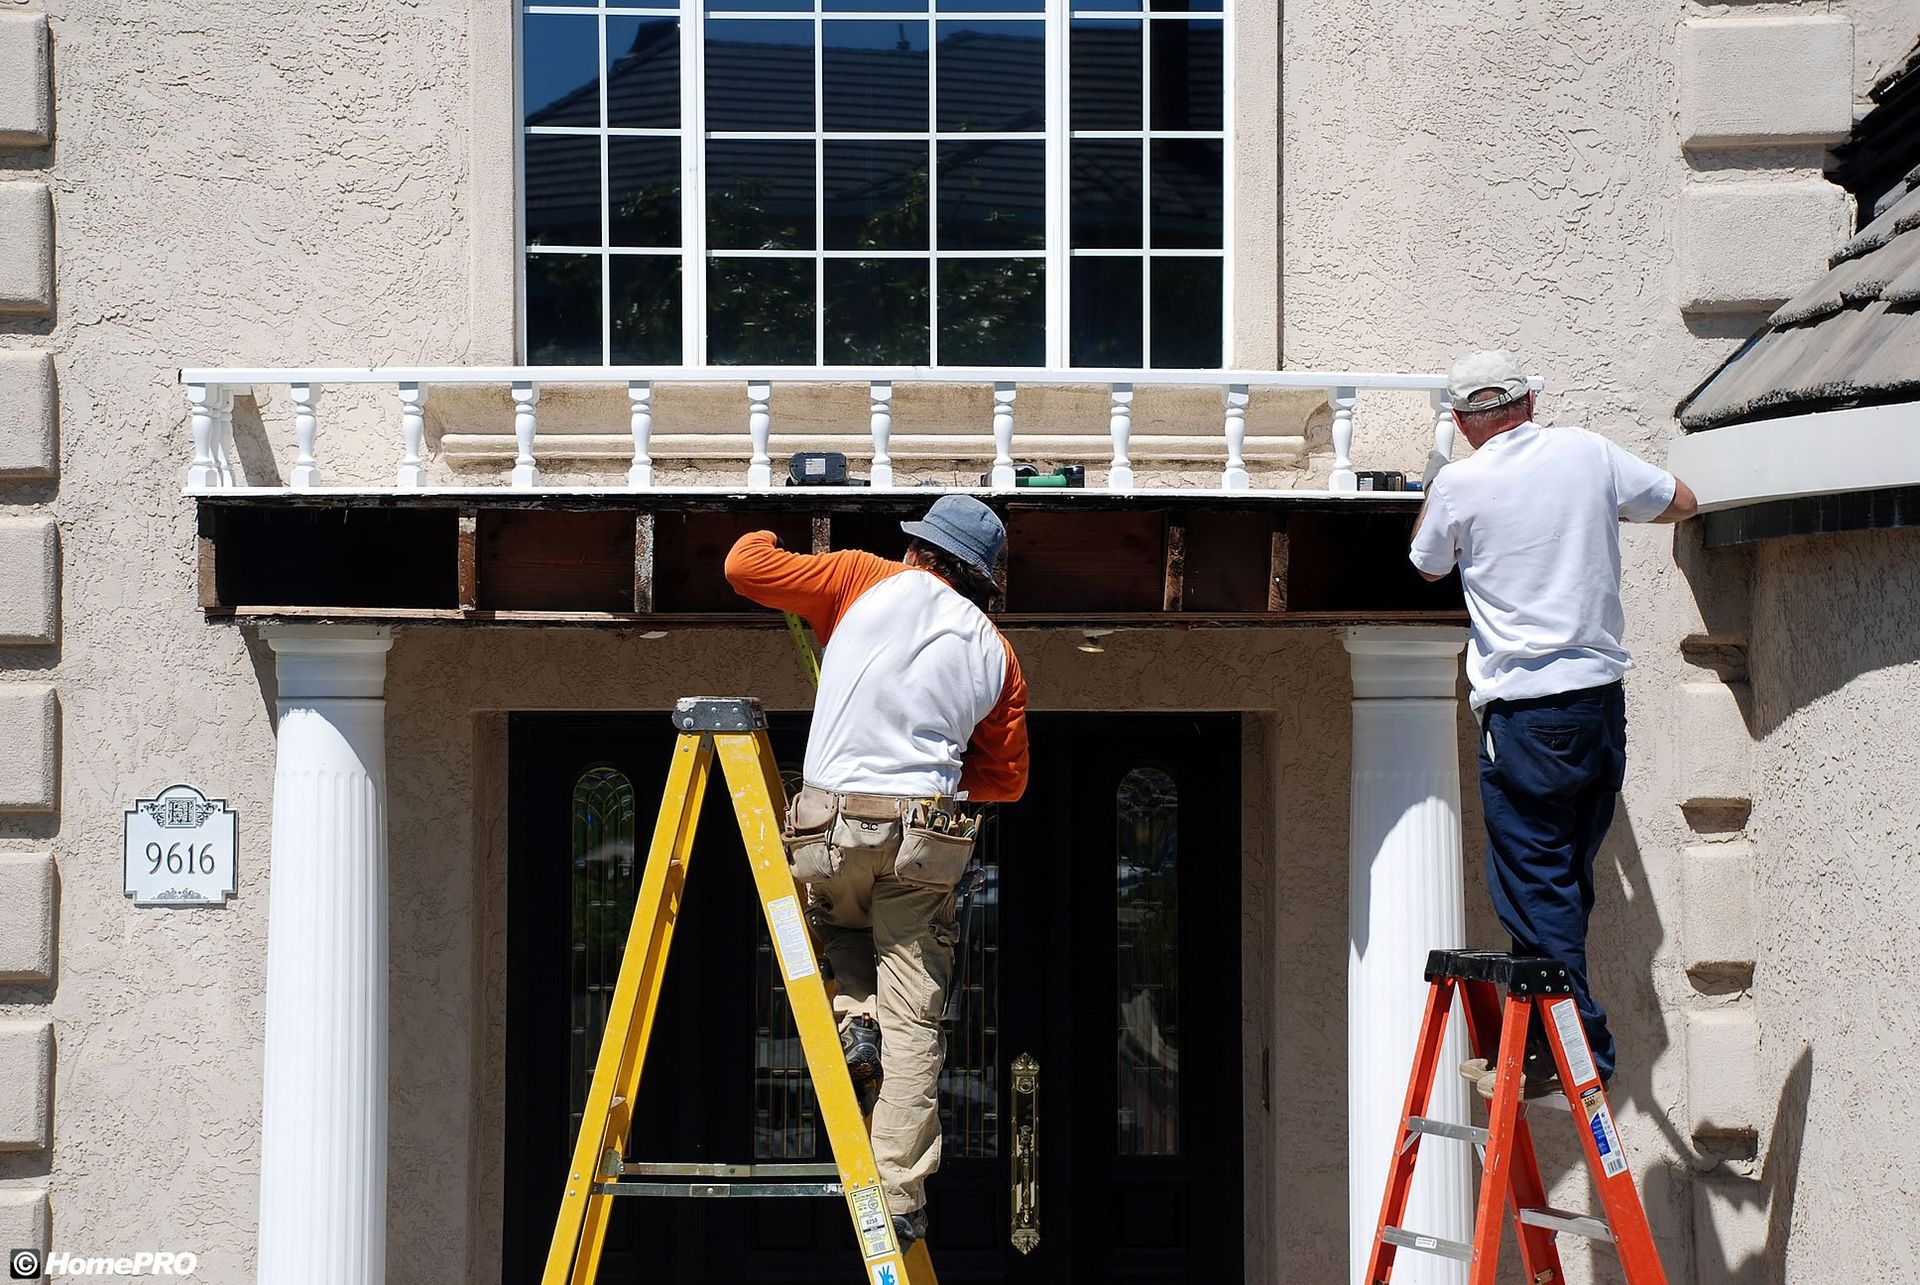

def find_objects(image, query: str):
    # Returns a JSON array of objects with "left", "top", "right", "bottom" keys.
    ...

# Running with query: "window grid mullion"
[
  {"left": 927, "top": 23, "right": 939, "bottom": 365},
  {"left": 599, "top": 12, "right": 613, "bottom": 363},
  {"left": 1043, "top": 0, "right": 1068, "bottom": 368},
  {"left": 683, "top": 3, "right": 705, "bottom": 366},
  {"left": 814, "top": 9, "right": 826, "bottom": 365},
  {"left": 1140, "top": 12, "right": 1152, "bottom": 367}
]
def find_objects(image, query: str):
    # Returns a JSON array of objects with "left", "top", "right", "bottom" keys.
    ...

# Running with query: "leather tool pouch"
[
  {"left": 783, "top": 788, "right": 840, "bottom": 883},
  {"left": 894, "top": 823, "right": 975, "bottom": 890}
]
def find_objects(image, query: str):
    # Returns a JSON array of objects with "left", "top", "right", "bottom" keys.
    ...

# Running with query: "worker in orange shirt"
[{"left": 725, "top": 495, "right": 1029, "bottom": 1248}]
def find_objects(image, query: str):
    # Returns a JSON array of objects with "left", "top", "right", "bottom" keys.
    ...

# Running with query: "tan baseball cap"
[{"left": 1446, "top": 350, "right": 1531, "bottom": 411}]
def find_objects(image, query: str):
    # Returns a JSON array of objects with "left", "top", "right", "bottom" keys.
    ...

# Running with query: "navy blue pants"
[{"left": 1477, "top": 681, "right": 1626, "bottom": 1082}]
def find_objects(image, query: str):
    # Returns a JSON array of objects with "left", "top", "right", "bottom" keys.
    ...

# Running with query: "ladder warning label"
[
  {"left": 849, "top": 1183, "right": 897, "bottom": 1259},
  {"left": 767, "top": 895, "right": 818, "bottom": 981},
  {"left": 1548, "top": 998, "right": 1599, "bottom": 1087},
  {"left": 1579, "top": 1088, "right": 1629, "bottom": 1179}
]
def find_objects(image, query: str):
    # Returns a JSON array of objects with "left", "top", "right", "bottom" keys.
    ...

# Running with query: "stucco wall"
[{"left": 1737, "top": 528, "right": 1920, "bottom": 1283}]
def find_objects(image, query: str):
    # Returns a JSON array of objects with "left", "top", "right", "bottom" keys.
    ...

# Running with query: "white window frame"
[{"left": 517, "top": 0, "right": 1233, "bottom": 368}]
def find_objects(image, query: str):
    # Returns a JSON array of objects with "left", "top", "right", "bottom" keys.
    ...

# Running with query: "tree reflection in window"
[
  {"left": 1116, "top": 765, "right": 1179, "bottom": 1155},
  {"left": 569, "top": 766, "right": 639, "bottom": 1147}
]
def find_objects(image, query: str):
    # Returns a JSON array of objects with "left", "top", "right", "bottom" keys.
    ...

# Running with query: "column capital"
[
  {"left": 1343, "top": 626, "right": 1467, "bottom": 701},
  {"left": 261, "top": 625, "right": 394, "bottom": 701}
]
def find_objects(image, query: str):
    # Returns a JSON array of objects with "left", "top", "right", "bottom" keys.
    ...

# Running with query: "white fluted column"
[
  {"left": 257, "top": 625, "right": 393, "bottom": 1285},
  {"left": 1344, "top": 626, "right": 1471, "bottom": 1285}
]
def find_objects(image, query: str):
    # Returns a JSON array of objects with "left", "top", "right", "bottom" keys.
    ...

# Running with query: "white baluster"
[
  {"left": 396, "top": 382, "right": 428, "bottom": 489},
  {"left": 290, "top": 382, "right": 321, "bottom": 490},
  {"left": 627, "top": 380, "right": 654, "bottom": 489},
  {"left": 186, "top": 384, "right": 220, "bottom": 490},
  {"left": 869, "top": 381, "right": 894, "bottom": 489},
  {"left": 1329, "top": 386, "right": 1358, "bottom": 493},
  {"left": 1221, "top": 384, "right": 1250, "bottom": 490},
  {"left": 1107, "top": 383, "right": 1135, "bottom": 491},
  {"left": 510, "top": 381, "right": 539, "bottom": 488},
  {"left": 990, "top": 382, "right": 1017, "bottom": 489},
  {"left": 1430, "top": 389, "right": 1456, "bottom": 465},
  {"left": 747, "top": 381, "right": 773, "bottom": 489},
  {"left": 213, "top": 386, "right": 237, "bottom": 487}
]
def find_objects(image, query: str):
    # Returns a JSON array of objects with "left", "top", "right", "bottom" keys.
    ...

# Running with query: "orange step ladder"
[{"left": 1365, "top": 949, "right": 1670, "bottom": 1285}]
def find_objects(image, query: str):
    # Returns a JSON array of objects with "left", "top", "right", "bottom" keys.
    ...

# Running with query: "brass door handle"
[{"left": 1010, "top": 1052, "right": 1039, "bottom": 1254}]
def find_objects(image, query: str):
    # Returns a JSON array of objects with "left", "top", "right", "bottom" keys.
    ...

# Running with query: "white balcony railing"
[{"left": 176, "top": 365, "right": 1543, "bottom": 496}]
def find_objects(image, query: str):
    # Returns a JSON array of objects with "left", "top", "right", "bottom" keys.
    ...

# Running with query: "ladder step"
[
  {"left": 1406, "top": 1116, "right": 1489, "bottom": 1146},
  {"left": 1380, "top": 1227, "right": 1473, "bottom": 1262},
  {"left": 620, "top": 1161, "right": 841, "bottom": 1178},
  {"left": 1517, "top": 1206, "right": 1614, "bottom": 1242},
  {"left": 594, "top": 1180, "right": 845, "bottom": 1199}
]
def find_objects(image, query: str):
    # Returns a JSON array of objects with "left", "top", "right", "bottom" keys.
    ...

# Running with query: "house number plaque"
[{"left": 123, "top": 784, "right": 238, "bottom": 907}]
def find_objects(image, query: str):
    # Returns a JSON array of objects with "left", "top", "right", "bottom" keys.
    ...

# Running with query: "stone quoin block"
[
  {"left": 0, "top": 12, "right": 51, "bottom": 148},
  {"left": 1687, "top": 1008, "right": 1760, "bottom": 1140},
  {"left": 0, "top": 351, "right": 56, "bottom": 479},
  {"left": 1683, "top": 842, "right": 1756, "bottom": 971},
  {"left": 0, "top": 518, "right": 57, "bottom": 645},
  {"left": 0, "top": 1019, "right": 52, "bottom": 1151},
  {"left": 0, "top": 684, "right": 58, "bottom": 812},
  {"left": 1692, "top": 1174, "right": 1768, "bottom": 1285},
  {"left": 0, "top": 852, "right": 54, "bottom": 983},
  {"left": 1679, "top": 17, "right": 1854, "bottom": 148},
  {"left": 0, "top": 1187, "right": 50, "bottom": 1258},
  {"left": 0, "top": 182, "right": 52, "bottom": 315},
  {"left": 1676, "top": 680, "right": 1754, "bottom": 806},
  {"left": 1679, "top": 183, "right": 1850, "bottom": 314}
]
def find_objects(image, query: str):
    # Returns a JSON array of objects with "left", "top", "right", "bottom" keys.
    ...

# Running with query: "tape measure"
[{"left": 784, "top": 611, "right": 821, "bottom": 689}]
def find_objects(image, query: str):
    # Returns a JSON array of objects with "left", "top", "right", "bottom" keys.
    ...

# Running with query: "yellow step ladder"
[{"left": 542, "top": 696, "right": 940, "bottom": 1285}]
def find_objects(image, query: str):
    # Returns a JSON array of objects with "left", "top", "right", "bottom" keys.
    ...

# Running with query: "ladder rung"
[
  {"left": 594, "top": 1180, "right": 845, "bottom": 1199},
  {"left": 1517, "top": 1206, "right": 1614, "bottom": 1242},
  {"left": 619, "top": 1161, "right": 841, "bottom": 1178},
  {"left": 1380, "top": 1227, "right": 1473, "bottom": 1262},
  {"left": 1405, "top": 1116, "right": 1488, "bottom": 1146}
]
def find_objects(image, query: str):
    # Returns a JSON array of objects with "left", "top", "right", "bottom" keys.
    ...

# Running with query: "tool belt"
[{"left": 785, "top": 785, "right": 979, "bottom": 888}]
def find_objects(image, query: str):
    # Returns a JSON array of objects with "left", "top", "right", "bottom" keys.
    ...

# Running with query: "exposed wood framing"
[
  {"left": 1269, "top": 529, "right": 1289, "bottom": 613},
  {"left": 633, "top": 512, "right": 656, "bottom": 614},
  {"left": 458, "top": 508, "right": 479, "bottom": 612},
  {"left": 195, "top": 493, "right": 1462, "bottom": 628},
  {"left": 1163, "top": 521, "right": 1186, "bottom": 613}
]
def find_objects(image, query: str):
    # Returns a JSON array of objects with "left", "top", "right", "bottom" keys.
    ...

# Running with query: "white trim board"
[{"left": 1668, "top": 401, "right": 1920, "bottom": 512}]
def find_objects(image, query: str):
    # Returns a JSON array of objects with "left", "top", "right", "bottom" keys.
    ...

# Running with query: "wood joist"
[{"left": 195, "top": 493, "right": 1464, "bottom": 628}]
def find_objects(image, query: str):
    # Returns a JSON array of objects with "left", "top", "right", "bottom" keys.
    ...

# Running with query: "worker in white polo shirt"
[
  {"left": 725, "top": 494, "right": 1029, "bottom": 1247},
  {"left": 1410, "top": 350, "right": 1697, "bottom": 1099}
]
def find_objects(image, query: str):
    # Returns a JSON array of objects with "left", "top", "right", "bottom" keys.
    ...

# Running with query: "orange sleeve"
[
  {"left": 723, "top": 531, "right": 904, "bottom": 642},
  {"left": 959, "top": 640, "right": 1029, "bottom": 803}
]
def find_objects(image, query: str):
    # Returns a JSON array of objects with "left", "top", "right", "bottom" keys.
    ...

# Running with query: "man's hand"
[{"left": 1422, "top": 449, "right": 1451, "bottom": 491}]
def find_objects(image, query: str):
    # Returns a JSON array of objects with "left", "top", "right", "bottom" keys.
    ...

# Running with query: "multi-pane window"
[{"left": 521, "top": 1, "right": 1224, "bottom": 367}]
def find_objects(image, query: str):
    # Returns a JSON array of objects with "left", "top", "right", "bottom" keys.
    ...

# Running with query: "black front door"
[{"left": 503, "top": 713, "right": 1243, "bottom": 1283}]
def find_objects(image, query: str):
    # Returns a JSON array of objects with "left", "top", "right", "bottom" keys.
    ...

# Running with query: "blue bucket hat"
[{"left": 900, "top": 495, "right": 1005, "bottom": 575}]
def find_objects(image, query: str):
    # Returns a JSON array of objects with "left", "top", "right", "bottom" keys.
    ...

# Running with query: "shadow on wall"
[
  {"left": 1687, "top": 1047, "right": 1814, "bottom": 1285},
  {"left": 1676, "top": 524, "right": 1920, "bottom": 738}
]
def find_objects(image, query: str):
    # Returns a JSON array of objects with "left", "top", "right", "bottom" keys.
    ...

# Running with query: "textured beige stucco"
[
  {"left": 5, "top": 0, "right": 1918, "bottom": 1281},
  {"left": 1739, "top": 528, "right": 1920, "bottom": 1283}
]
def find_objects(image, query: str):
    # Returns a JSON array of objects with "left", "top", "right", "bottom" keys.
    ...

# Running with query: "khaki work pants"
[{"left": 785, "top": 785, "right": 973, "bottom": 1215}]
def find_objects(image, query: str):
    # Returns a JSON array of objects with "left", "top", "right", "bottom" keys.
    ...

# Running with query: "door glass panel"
[
  {"left": 569, "top": 766, "right": 640, "bottom": 1147},
  {"left": 938, "top": 820, "right": 1000, "bottom": 1158},
  {"left": 1116, "top": 765, "right": 1179, "bottom": 1155}
]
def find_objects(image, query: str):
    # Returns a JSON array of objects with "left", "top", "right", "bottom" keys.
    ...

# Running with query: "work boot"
[
  {"left": 1474, "top": 1068, "right": 1566, "bottom": 1103},
  {"left": 892, "top": 1208, "right": 929, "bottom": 1248},
  {"left": 842, "top": 1015, "right": 882, "bottom": 1117}
]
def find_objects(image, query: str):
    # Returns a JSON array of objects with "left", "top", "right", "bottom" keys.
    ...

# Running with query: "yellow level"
[{"left": 542, "top": 696, "right": 941, "bottom": 1285}]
